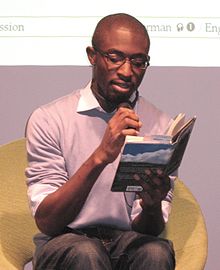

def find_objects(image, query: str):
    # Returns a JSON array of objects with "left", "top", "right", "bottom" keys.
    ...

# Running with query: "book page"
[
  {"left": 166, "top": 113, "right": 186, "bottom": 136},
  {"left": 172, "top": 116, "right": 196, "bottom": 143}
]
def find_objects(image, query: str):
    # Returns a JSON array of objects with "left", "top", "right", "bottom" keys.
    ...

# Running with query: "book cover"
[{"left": 111, "top": 114, "right": 196, "bottom": 192}]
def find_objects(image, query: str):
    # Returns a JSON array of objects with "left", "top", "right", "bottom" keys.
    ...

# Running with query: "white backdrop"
[{"left": 0, "top": 0, "right": 220, "bottom": 66}]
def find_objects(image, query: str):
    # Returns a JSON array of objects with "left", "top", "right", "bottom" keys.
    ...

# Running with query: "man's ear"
[{"left": 86, "top": 46, "right": 96, "bottom": 66}]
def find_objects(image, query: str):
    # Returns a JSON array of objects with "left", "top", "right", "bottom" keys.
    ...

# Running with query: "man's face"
[{"left": 90, "top": 26, "right": 150, "bottom": 105}]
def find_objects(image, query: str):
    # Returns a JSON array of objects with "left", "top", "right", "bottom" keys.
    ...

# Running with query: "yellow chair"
[
  {"left": 0, "top": 139, "right": 38, "bottom": 270},
  {"left": 161, "top": 181, "right": 208, "bottom": 270},
  {"left": 0, "top": 138, "right": 208, "bottom": 270}
]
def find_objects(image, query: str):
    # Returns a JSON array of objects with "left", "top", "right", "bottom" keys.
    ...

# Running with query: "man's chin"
[{"left": 110, "top": 86, "right": 134, "bottom": 100}]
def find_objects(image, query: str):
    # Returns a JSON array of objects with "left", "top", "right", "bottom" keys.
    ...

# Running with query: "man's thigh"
[
  {"left": 34, "top": 233, "right": 112, "bottom": 270},
  {"left": 108, "top": 230, "right": 175, "bottom": 270}
]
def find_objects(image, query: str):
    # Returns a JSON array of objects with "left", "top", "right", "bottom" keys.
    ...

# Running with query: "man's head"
[{"left": 86, "top": 13, "right": 150, "bottom": 112}]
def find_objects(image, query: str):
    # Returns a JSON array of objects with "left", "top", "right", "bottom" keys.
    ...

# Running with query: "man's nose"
[{"left": 117, "top": 59, "right": 133, "bottom": 77}]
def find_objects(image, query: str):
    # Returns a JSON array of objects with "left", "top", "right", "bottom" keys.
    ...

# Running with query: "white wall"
[{"left": 0, "top": 66, "right": 219, "bottom": 269}]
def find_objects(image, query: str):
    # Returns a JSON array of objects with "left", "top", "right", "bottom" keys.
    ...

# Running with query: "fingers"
[
  {"left": 133, "top": 168, "right": 171, "bottom": 203},
  {"left": 116, "top": 107, "right": 142, "bottom": 133},
  {"left": 99, "top": 107, "right": 140, "bottom": 162},
  {"left": 145, "top": 168, "right": 170, "bottom": 192}
]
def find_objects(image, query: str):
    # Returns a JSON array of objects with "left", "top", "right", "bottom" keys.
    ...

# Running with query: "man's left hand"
[{"left": 133, "top": 168, "right": 171, "bottom": 211}]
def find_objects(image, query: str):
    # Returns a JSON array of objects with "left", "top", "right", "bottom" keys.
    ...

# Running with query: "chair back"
[
  {"left": 162, "top": 179, "right": 208, "bottom": 270},
  {"left": 0, "top": 138, "right": 38, "bottom": 270}
]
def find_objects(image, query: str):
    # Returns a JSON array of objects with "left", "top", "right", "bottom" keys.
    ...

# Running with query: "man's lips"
[{"left": 111, "top": 81, "right": 131, "bottom": 90}]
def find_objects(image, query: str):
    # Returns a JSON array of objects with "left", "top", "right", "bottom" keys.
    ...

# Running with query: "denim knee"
[
  {"left": 61, "top": 236, "right": 112, "bottom": 269},
  {"left": 71, "top": 238, "right": 109, "bottom": 262},
  {"left": 129, "top": 239, "right": 175, "bottom": 270}
]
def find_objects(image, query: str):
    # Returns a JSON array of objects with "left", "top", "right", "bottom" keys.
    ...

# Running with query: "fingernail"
[
  {"left": 145, "top": 169, "right": 151, "bottom": 175},
  {"left": 133, "top": 174, "right": 140, "bottom": 181}
]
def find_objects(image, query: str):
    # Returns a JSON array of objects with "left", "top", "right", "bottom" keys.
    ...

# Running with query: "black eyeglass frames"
[{"left": 93, "top": 46, "right": 150, "bottom": 70}]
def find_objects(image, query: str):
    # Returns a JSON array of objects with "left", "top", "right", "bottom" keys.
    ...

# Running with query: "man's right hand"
[{"left": 94, "top": 106, "right": 142, "bottom": 164}]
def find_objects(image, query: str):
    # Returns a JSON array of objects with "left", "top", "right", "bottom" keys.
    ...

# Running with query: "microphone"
[{"left": 117, "top": 101, "right": 133, "bottom": 110}]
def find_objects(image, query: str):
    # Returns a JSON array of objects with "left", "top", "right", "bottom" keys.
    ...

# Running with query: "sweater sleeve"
[{"left": 25, "top": 107, "right": 68, "bottom": 216}]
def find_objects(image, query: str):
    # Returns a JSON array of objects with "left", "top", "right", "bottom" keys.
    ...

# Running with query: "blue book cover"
[{"left": 111, "top": 116, "right": 196, "bottom": 192}]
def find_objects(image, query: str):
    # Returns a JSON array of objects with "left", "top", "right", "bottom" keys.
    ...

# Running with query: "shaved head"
[
  {"left": 87, "top": 13, "right": 151, "bottom": 112},
  {"left": 92, "top": 13, "right": 150, "bottom": 49}
]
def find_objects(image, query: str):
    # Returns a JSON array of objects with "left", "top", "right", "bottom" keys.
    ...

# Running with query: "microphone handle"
[{"left": 117, "top": 102, "right": 133, "bottom": 110}]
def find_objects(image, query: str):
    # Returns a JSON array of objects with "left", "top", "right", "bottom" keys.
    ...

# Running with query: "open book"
[{"left": 111, "top": 113, "right": 196, "bottom": 192}]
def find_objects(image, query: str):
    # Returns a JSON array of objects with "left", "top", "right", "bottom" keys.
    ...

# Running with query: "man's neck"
[{"left": 91, "top": 82, "right": 139, "bottom": 113}]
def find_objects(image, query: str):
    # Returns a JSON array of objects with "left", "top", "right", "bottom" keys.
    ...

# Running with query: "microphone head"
[{"left": 117, "top": 101, "right": 133, "bottom": 110}]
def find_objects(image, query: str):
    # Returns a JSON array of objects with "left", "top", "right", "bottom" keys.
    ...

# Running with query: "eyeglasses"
[{"left": 93, "top": 46, "right": 150, "bottom": 70}]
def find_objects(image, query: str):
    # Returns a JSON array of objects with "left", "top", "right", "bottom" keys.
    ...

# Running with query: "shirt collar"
[{"left": 77, "top": 81, "right": 102, "bottom": 112}]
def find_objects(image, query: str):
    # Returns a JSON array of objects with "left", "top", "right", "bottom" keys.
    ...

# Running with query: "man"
[{"left": 26, "top": 13, "right": 175, "bottom": 269}]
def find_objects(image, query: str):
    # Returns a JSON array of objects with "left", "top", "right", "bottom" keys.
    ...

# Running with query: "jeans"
[{"left": 34, "top": 226, "right": 175, "bottom": 270}]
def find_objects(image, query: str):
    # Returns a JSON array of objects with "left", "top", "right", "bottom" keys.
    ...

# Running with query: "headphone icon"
[{"left": 177, "top": 23, "right": 184, "bottom": 31}]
